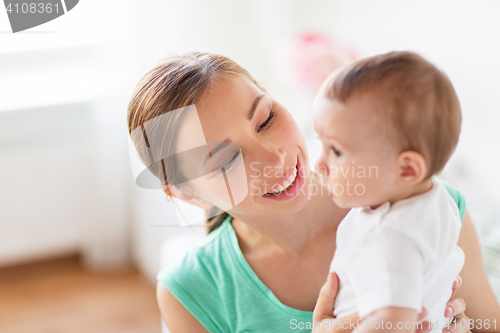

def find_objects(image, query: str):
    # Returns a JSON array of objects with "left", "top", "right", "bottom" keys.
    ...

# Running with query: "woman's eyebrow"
[{"left": 248, "top": 94, "right": 265, "bottom": 120}]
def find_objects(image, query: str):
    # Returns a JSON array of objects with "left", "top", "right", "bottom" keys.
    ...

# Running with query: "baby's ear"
[
  {"left": 396, "top": 151, "right": 428, "bottom": 184},
  {"left": 168, "top": 186, "right": 212, "bottom": 210}
]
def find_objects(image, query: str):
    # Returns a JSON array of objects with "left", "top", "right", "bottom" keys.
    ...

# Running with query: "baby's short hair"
[{"left": 320, "top": 51, "right": 462, "bottom": 179}]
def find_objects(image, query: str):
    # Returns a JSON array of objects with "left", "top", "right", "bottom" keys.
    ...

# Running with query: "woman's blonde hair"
[{"left": 127, "top": 52, "right": 265, "bottom": 233}]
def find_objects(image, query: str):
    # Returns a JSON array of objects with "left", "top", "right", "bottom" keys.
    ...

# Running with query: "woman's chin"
[{"left": 264, "top": 187, "right": 311, "bottom": 214}]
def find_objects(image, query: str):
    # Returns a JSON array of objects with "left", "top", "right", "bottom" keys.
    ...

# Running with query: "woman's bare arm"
[
  {"left": 456, "top": 210, "right": 500, "bottom": 332},
  {"left": 156, "top": 282, "right": 209, "bottom": 333}
]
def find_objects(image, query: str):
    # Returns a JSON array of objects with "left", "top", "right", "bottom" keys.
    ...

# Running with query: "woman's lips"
[
  {"left": 269, "top": 161, "right": 298, "bottom": 192},
  {"left": 262, "top": 157, "right": 306, "bottom": 201}
]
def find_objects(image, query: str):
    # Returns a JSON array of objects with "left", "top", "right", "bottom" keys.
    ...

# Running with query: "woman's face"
[{"left": 175, "top": 75, "right": 311, "bottom": 217}]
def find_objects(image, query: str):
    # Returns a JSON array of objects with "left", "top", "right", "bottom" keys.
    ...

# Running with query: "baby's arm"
[
  {"left": 354, "top": 306, "right": 419, "bottom": 333},
  {"left": 312, "top": 272, "right": 470, "bottom": 333},
  {"left": 344, "top": 227, "right": 425, "bottom": 322}
]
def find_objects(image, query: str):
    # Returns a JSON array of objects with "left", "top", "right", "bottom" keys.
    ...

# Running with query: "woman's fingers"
[
  {"left": 450, "top": 276, "right": 462, "bottom": 299},
  {"left": 313, "top": 272, "right": 340, "bottom": 322},
  {"left": 445, "top": 312, "right": 471, "bottom": 333},
  {"left": 443, "top": 276, "right": 469, "bottom": 332},
  {"left": 444, "top": 298, "right": 466, "bottom": 318},
  {"left": 337, "top": 313, "right": 361, "bottom": 333}
]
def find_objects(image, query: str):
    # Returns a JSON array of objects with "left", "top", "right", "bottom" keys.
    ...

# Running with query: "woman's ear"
[
  {"left": 396, "top": 151, "right": 428, "bottom": 185},
  {"left": 168, "top": 186, "right": 212, "bottom": 210},
  {"left": 162, "top": 185, "right": 175, "bottom": 199}
]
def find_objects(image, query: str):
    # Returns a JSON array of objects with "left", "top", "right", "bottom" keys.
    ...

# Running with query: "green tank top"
[{"left": 157, "top": 181, "right": 466, "bottom": 333}]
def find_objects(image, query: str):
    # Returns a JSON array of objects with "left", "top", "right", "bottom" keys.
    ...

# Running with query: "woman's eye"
[
  {"left": 257, "top": 110, "right": 275, "bottom": 133},
  {"left": 331, "top": 145, "right": 342, "bottom": 157},
  {"left": 220, "top": 151, "right": 241, "bottom": 173}
]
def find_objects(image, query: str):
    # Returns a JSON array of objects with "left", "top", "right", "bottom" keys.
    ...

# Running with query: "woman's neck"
[{"left": 230, "top": 171, "right": 350, "bottom": 255}]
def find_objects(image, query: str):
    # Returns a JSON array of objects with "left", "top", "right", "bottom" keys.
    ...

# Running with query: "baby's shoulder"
[{"left": 379, "top": 182, "right": 462, "bottom": 250}]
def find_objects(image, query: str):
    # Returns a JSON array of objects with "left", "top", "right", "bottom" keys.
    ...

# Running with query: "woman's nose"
[{"left": 262, "top": 145, "right": 287, "bottom": 177}]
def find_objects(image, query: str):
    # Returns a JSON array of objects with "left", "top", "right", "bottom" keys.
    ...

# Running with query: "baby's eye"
[{"left": 331, "top": 145, "right": 342, "bottom": 157}]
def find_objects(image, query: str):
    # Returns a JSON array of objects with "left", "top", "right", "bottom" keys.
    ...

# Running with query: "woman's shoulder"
[
  {"left": 158, "top": 216, "right": 233, "bottom": 283},
  {"left": 156, "top": 216, "right": 236, "bottom": 333},
  {"left": 439, "top": 178, "right": 467, "bottom": 221}
]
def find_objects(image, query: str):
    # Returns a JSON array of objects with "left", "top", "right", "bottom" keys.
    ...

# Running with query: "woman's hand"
[
  {"left": 312, "top": 272, "right": 359, "bottom": 333},
  {"left": 442, "top": 276, "right": 471, "bottom": 333},
  {"left": 313, "top": 273, "right": 470, "bottom": 333},
  {"left": 412, "top": 276, "right": 470, "bottom": 333}
]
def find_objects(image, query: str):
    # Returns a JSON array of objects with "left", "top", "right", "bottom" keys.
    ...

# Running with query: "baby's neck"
[{"left": 370, "top": 178, "right": 434, "bottom": 210}]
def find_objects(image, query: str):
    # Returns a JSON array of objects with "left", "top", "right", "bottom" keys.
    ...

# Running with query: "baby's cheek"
[{"left": 324, "top": 174, "right": 341, "bottom": 189}]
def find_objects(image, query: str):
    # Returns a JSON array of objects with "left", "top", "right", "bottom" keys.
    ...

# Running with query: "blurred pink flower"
[{"left": 280, "top": 31, "right": 358, "bottom": 93}]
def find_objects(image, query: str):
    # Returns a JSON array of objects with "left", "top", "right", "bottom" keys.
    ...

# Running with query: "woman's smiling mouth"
[
  {"left": 262, "top": 157, "right": 305, "bottom": 201},
  {"left": 266, "top": 166, "right": 297, "bottom": 195}
]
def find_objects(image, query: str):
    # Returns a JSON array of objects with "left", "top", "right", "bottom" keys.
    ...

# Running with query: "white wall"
[{"left": 0, "top": 0, "right": 135, "bottom": 270}]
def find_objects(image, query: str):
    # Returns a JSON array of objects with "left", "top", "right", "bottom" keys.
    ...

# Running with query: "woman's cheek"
[
  {"left": 244, "top": 161, "right": 267, "bottom": 198},
  {"left": 280, "top": 114, "right": 304, "bottom": 146},
  {"left": 224, "top": 158, "right": 249, "bottom": 206},
  {"left": 190, "top": 173, "right": 237, "bottom": 211},
  {"left": 192, "top": 155, "right": 250, "bottom": 210}
]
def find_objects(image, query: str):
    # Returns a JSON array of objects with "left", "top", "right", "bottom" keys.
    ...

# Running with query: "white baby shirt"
[{"left": 330, "top": 176, "right": 465, "bottom": 332}]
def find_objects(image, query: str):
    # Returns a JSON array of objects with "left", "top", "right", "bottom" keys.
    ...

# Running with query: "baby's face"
[{"left": 312, "top": 94, "right": 401, "bottom": 209}]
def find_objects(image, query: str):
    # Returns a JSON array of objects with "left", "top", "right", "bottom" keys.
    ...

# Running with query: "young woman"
[{"left": 127, "top": 52, "right": 499, "bottom": 333}]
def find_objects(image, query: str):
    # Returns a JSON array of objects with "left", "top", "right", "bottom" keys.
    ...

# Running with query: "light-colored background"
[{"left": 1, "top": 0, "right": 499, "bottom": 322}]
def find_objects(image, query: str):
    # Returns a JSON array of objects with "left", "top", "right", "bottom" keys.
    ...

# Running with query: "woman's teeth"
[{"left": 267, "top": 167, "right": 298, "bottom": 195}]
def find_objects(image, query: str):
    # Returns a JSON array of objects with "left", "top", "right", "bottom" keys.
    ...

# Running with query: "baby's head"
[{"left": 313, "top": 51, "right": 461, "bottom": 209}]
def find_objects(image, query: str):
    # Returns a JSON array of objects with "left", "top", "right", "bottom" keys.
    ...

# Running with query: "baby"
[{"left": 312, "top": 51, "right": 465, "bottom": 332}]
